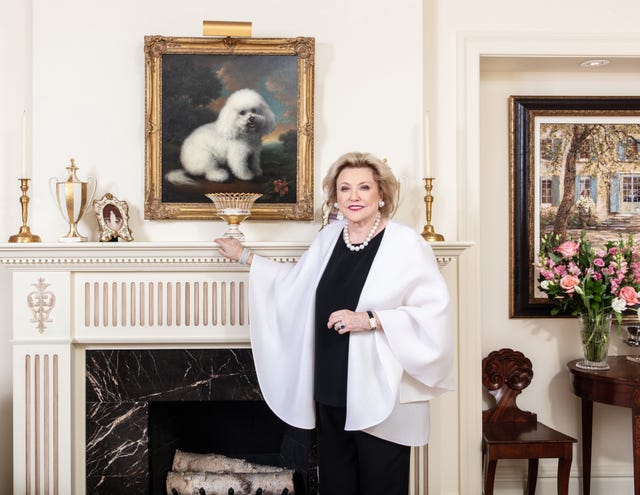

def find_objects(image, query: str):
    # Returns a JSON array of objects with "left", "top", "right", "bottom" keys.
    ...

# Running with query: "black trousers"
[{"left": 315, "top": 402, "right": 411, "bottom": 495}]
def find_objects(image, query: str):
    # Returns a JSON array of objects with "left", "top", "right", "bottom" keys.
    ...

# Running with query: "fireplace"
[
  {"left": 2, "top": 241, "right": 474, "bottom": 494},
  {"left": 86, "top": 349, "right": 317, "bottom": 494}
]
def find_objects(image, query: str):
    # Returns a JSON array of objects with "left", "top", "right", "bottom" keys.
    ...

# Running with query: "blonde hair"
[{"left": 322, "top": 151, "right": 398, "bottom": 218}]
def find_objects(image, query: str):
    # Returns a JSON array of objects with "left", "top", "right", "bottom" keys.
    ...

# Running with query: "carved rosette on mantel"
[
  {"left": 27, "top": 277, "right": 56, "bottom": 333},
  {"left": 0, "top": 240, "right": 473, "bottom": 495}
]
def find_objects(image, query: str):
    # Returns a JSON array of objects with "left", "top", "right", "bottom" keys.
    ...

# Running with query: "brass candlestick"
[
  {"left": 421, "top": 178, "right": 444, "bottom": 242},
  {"left": 9, "top": 178, "right": 41, "bottom": 243}
]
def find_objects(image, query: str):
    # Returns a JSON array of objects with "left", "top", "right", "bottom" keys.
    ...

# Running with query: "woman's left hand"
[{"left": 327, "top": 310, "right": 372, "bottom": 334}]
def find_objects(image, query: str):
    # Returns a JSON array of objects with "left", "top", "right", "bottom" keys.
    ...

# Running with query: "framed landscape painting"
[
  {"left": 510, "top": 96, "right": 640, "bottom": 317},
  {"left": 144, "top": 36, "right": 315, "bottom": 220}
]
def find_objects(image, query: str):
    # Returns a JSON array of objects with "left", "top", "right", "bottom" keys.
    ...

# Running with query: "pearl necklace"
[{"left": 343, "top": 212, "right": 381, "bottom": 252}]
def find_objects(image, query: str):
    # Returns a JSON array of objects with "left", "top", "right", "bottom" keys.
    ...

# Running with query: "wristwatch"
[{"left": 366, "top": 310, "right": 377, "bottom": 331}]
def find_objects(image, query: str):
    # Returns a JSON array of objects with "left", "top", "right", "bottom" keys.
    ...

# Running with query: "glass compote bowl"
[{"left": 205, "top": 192, "right": 262, "bottom": 241}]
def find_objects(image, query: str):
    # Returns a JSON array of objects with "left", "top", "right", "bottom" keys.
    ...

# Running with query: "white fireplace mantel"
[
  {"left": 1, "top": 240, "right": 477, "bottom": 495},
  {"left": 0, "top": 241, "right": 309, "bottom": 270},
  {"left": 0, "top": 240, "right": 471, "bottom": 266}
]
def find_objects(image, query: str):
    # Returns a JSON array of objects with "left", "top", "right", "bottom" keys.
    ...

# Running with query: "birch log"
[
  {"left": 172, "top": 450, "right": 284, "bottom": 474},
  {"left": 171, "top": 450, "right": 284, "bottom": 473},
  {"left": 166, "top": 471, "right": 294, "bottom": 495}
]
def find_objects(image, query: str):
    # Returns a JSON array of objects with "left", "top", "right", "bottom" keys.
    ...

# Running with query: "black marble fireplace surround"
[{"left": 86, "top": 349, "right": 317, "bottom": 494}]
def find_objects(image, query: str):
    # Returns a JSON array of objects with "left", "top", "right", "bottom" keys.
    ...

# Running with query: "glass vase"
[{"left": 576, "top": 313, "right": 611, "bottom": 370}]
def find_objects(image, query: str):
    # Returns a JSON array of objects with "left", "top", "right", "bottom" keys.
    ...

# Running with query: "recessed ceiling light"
[{"left": 580, "top": 59, "right": 610, "bottom": 68}]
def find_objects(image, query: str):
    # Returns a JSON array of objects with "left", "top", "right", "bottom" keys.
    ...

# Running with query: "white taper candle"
[
  {"left": 424, "top": 113, "right": 431, "bottom": 177},
  {"left": 21, "top": 111, "right": 28, "bottom": 178}
]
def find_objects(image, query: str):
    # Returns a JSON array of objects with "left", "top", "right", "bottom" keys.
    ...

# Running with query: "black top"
[{"left": 314, "top": 228, "right": 385, "bottom": 407}]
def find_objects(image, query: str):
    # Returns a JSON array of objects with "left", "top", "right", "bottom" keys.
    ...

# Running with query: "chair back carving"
[{"left": 482, "top": 348, "right": 537, "bottom": 423}]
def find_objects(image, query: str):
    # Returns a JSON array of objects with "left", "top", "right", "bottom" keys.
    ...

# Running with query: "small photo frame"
[{"left": 94, "top": 193, "right": 133, "bottom": 242}]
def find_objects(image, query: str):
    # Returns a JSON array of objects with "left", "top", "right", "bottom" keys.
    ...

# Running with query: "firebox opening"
[{"left": 149, "top": 400, "right": 313, "bottom": 494}]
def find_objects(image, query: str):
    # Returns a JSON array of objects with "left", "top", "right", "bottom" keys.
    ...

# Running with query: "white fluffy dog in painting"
[{"left": 166, "top": 88, "right": 277, "bottom": 184}]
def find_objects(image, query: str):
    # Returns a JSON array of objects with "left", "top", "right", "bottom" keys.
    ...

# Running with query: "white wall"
[
  {"left": 26, "top": 0, "right": 426, "bottom": 243},
  {"left": 4, "top": 0, "right": 640, "bottom": 491},
  {"left": 0, "top": 0, "right": 426, "bottom": 490},
  {"left": 0, "top": 0, "right": 31, "bottom": 486}
]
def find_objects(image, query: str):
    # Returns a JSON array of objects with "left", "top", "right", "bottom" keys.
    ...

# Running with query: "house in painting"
[{"left": 539, "top": 123, "right": 640, "bottom": 238}]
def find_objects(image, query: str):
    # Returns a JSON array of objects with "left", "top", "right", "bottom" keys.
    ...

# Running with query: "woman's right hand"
[{"left": 215, "top": 237, "right": 244, "bottom": 261}]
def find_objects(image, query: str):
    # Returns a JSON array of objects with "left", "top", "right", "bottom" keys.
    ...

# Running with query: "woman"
[{"left": 216, "top": 151, "right": 454, "bottom": 495}]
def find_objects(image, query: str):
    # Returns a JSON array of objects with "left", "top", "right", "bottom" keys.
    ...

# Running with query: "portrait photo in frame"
[
  {"left": 144, "top": 36, "right": 315, "bottom": 221},
  {"left": 94, "top": 193, "right": 133, "bottom": 242},
  {"left": 510, "top": 96, "right": 640, "bottom": 317}
]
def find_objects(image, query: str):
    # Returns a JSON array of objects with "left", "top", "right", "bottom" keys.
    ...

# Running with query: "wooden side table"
[{"left": 567, "top": 356, "right": 640, "bottom": 495}]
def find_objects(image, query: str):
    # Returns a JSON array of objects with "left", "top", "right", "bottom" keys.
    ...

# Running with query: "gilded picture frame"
[
  {"left": 144, "top": 36, "right": 315, "bottom": 220},
  {"left": 510, "top": 96, "right": 640, "bottom": 317}
]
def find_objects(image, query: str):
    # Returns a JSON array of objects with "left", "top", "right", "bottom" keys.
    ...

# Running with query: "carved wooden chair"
[{"left": 482, "top": 348, "right": 576, "bottom": 495}]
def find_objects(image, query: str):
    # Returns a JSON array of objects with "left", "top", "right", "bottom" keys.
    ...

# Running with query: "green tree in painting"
[
  {"left": 279, "top": 130, "right": 297, "bottom": 169},
  {"left": 162, "top": 55, "right": 222, "bottom": 145}
]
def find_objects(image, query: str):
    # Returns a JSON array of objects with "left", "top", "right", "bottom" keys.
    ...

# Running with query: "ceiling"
[{"left": 480, "top": 56, "right": 640, "bottom": 73}]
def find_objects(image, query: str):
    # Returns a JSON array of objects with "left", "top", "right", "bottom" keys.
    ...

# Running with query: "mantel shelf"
[{"left": 0, "top": 241, "right": 473, "bottom": 270}]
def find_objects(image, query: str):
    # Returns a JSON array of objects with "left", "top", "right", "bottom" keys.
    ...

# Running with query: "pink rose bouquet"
[{"left": 537, "top": 231, "right": 640, "bottom": 322}]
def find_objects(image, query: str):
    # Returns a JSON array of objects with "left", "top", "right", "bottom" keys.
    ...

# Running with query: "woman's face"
[{"left": 335, "top": 166, "right": 382, "bottom": 225}]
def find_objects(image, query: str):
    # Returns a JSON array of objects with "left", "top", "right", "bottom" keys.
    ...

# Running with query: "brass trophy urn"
[
  {"left": 205, "top": 192, "right": 262, "bottom": 241},
  {"left": 49, "top": 158, "right": 97, "bottom": 242}
]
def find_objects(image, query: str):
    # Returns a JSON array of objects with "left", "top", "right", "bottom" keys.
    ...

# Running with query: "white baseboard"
[
  {"left": 490, "top": 461, "right": 633, "bottom": 494},
  {"left": 491, "top": 477, "right": 632, "bottom": 495}
]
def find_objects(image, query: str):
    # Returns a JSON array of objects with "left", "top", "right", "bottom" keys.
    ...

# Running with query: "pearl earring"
[
  {"left": 378, "top": 199, "right": 385, "bottom": 208},
  {"left": 333, "top": 202, "right": 344, "bottom": 221}
]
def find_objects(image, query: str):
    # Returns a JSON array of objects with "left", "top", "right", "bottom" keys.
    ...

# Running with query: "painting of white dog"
[{"left": 166, "top": 88, "right": 277, "bottom": 184}]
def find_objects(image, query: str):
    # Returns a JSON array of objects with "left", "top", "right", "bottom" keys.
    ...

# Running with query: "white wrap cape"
[{"left": 248, "top": 220, "right": 454, "bottom": 446}]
